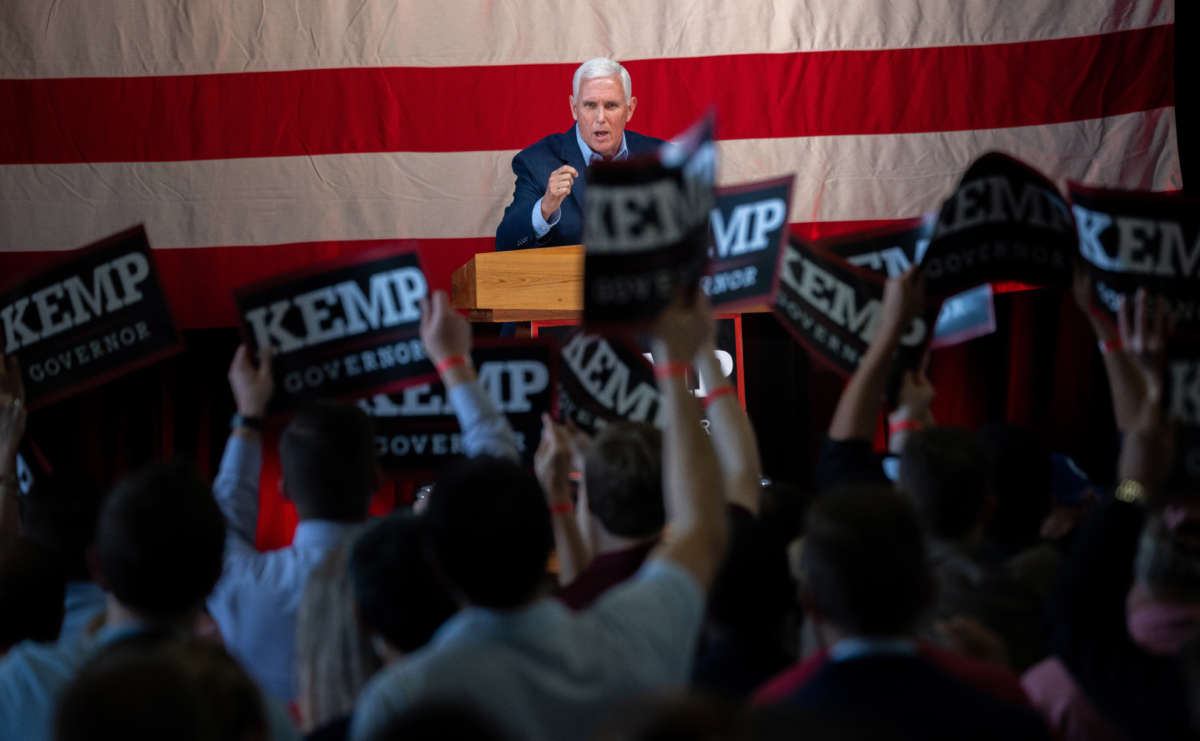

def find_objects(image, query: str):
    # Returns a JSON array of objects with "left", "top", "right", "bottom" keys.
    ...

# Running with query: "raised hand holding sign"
[{"left": 233, "top": 245, "right": 433, "bottom": 410}]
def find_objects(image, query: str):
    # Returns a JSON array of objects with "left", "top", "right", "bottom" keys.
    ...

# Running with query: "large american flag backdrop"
[{"left": 0, "top": 1, "right": 1179, "bottom": 330}]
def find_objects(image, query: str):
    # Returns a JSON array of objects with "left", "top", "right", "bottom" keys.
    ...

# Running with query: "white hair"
[{"left": 572, "top": 57, "right": 632, "bottom": 101}]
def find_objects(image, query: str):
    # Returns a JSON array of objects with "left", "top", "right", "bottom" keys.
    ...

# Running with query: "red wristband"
[
  {"left": 654, "top": 362, "right": 690, "bottom": 380},
  {"left": 548, "top": 502, "right": 573, "bottom": 515},
  {"left": 888, "top": 419, "right": 923, "bottom": 434},
  {"left": 703, "top": 385, "right": 736, "bottom": 408},
  {"left": 1098, "top": 337, "right": 1121, "bottom": 356},
  {"left": 435, "top": 355, "right": 468, "bottom": 374}
]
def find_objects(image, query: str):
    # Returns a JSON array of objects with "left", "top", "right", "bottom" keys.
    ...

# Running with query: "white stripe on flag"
[
  {"left": 0, "top": 0, "right": 1173, "bottom": 78},
  {"left": 0, "top": 108, "right": 1179, "bottom": 252}
]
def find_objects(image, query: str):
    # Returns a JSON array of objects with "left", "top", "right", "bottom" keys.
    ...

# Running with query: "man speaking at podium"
[{"left": 495, "top": 58, "right": 664, "bottom": 251}]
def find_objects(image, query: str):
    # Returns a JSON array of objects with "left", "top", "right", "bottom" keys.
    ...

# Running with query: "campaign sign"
[
  {"left": 1065, "top": 184, "right": 1200, "bottom": 487},
  {"left": 1165, "top": 353, "right": 1200, "bottom": 486},
  {"left": 557, "top": 329, "right": 663, "bottom": 435},
  {"left": 922, "top": 152, "right": 1075, "bottom": 298},
  {"left": 583, "top": 115, "right": 716, "bottom": 327},
  {"left": 1070, "top": 184, "right": 1200, "bottom": 341},
  {"left": 0, "top": 226, "right": 184, "bottom": 409},
  {"left": 773, "top": 237, "right": 930, "bottom": 377},
  {"left": 234, "top": 246, "right": 433, "bottom": 410},
  {"left": 704, "top": 175, "right": 795, "bottom": 311},
  {"left": 926, "top": 284, "right": 996, "bottom": 349},
  {"left": 13, "top": 442, "right": 46, "bottom": 497},
  {"left": 1069, "top": 185, "right": 1200, "bottom": 486},
  {"left": 358, "top": 339, "right": 556, "bottom": 470},
  {"left": 824, "top": 217, "right": 996, "bottom": 349}
]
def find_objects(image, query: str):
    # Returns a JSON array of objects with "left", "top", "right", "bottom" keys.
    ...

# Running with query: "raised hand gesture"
[
  {"left": 419, "top": 290, "right": 472, "bottom": 367},
  {"left": 1117, "top": 288, "right": 1169, "bottom": 393},
  {"left": 1116, "top": 289, "right": 1175, "bottom": 491},
  {"left": 541, "top": 165, "right": 580, "bottom": 220},
  {"left": 228, "top": 344, "right": 274, "bottom": 417},
  {"left": 534, "top": 413, "right": 573, "bottom": 505}
]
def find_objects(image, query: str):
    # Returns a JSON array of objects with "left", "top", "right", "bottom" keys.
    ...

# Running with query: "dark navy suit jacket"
[
  {"left": 783, "top": 654, "right": 1050, "bottom": 740},
  {"left": 494, "top": 125, "right": 663, "bottom": 252}
]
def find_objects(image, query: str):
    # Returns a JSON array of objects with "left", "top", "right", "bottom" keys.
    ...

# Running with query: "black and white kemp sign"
[
  {"left": 705, "top": 175, "right": 795, "bottom": 311},
  {"left": 922, "top": 152, "right": 1075, "bottom": 298},
  {"left": 1071, "top": 186, "right": 1200, "bottom": 486},
  {"left": 0, "top": 226, "right": 183, "bottom": 408},
  {"left": 1169, "top": 354, "right": 1200, "bottom": 483},
  {"left": 359, "top": 339, "right": 556, "bottom": 470},
  {"left": 557, "top": 330, "right": 663, "bottom": 435},
  {"left": 1070, "top": 184, "right": 1200, "bottom": 339},
  {"left": 234, "top": 246, "right": 433, "bottom": 409},
  {"left": 773, "top": 238, "right": 929, "bottom": 376},
  {"left": 583, "top": 116, "right": 716, "bottom": 326}
]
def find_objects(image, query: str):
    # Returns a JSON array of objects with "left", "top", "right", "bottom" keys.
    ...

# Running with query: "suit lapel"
[{"left": 557, "top": 127, "right": 656, "bottom": 223}]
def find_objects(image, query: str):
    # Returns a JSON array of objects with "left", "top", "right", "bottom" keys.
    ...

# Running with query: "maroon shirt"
[{"left": 556, "top": 540, "right": 658, "bottom": 610}]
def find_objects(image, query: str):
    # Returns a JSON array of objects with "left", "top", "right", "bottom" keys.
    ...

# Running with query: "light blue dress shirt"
[
  {"left": 58, "top": 581, "right": 107, "bottom": 643},
  {"left": 207, "top": 379, "right": 520, "bottom": 701},
  {"left": 0, "top": 625, "right": 114, "bottom": 741},
  {"left": 205, "top": 436, "right": 359, "bottom": 702},
  {"left": 0, "top": 622, "right": 299, "bottom": 741},
  {"left": 446, "top": 380, "right": 521, "bottom": 462},
  {"left": 350, "top": 558, "right": 704, "bottom": 741},
  {"left": 531, "top": 125, "right": 630, "bottom": 237}
]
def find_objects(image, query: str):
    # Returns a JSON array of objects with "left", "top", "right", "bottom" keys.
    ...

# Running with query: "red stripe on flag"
[
  {"left": 0, "top": 220, "right": 908, "bottom": 328},
  {"left": 0, "top": 26, "right": 1173, "bottom": 165}
]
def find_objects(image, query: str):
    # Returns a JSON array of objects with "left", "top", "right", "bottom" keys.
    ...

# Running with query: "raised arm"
[
  {"left": 0, "top": 354, "right": 26, "bottom": 539},
  {"left": 888, "top": 358, "right": 935, "bottom": 455},
  {"left": 535, "top": 413, "right": 590, "bottom": 585},
  {"left": 215, "top": 344, "right": 275, "bottom": 552},
  {"left": 694, "top": 342, "right": 762, "bottom": 516},
  {"left": 828, "top": 268, "right": 925, "bottom": 441},
  {"left": 496, "top": 154, "right": 565, "bottom": 252},
  {"left": 1072, "top": 266, "right": 1146, "bottom": 431},
  {"left": 648, "top": 290, "right": 729, "bottom": 589},
  {"left": 1050, "top": 289, "right": 1172, "bottom": 717},
  {"left": 1115, "top": 288, "right": 1174, "bottom": 495},
  {"left": 420, "top": 290, "right": 521, "bottom": 461}
]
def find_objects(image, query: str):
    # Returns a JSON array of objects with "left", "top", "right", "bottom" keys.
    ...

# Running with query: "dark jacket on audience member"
[
  {"left": 779, "top": 652, "right": 1050, "bottom": 740},
  {"left": 814, "top": 436, "right": 1050, "bottom": 671}
]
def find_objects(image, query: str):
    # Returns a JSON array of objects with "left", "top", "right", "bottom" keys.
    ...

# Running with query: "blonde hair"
[{"left": 294, "top": 531, "right": 381, "bottom": 732}]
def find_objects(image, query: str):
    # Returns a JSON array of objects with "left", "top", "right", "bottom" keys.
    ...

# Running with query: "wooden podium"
[
  {"left": 451, "top": 243, "right": 766, "bottom": 407},
  {"left": 451, "top": 244, "right": 584, "bottom": 321},
  {"left": 450, "top": 243, "right": 771, "bottom": 321}
]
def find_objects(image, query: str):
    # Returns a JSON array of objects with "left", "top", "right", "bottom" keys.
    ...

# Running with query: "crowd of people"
[{"left": 0, "top": 268, "right": 1198, "bottom": 740}]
